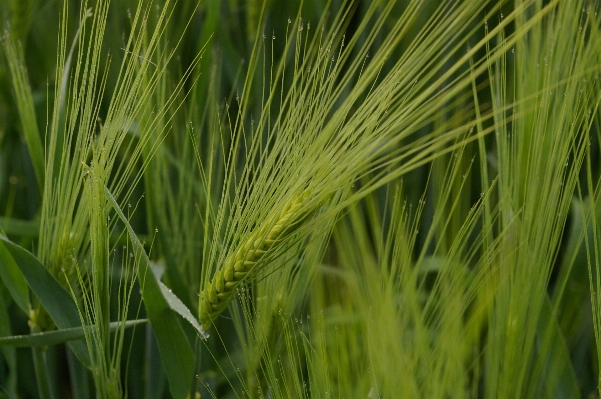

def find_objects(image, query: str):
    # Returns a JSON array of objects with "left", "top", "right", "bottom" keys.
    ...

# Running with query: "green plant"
[
  {"left": 1, "top": 0, "right": 601, "bottom": 398},
  {"left": 199, "top": 190, "right": 311, "bottom": 330}
]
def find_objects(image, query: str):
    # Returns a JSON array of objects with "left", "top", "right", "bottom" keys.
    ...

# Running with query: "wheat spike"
[{"left": 199, "top": 192, "right": 309, "bottom": 330}]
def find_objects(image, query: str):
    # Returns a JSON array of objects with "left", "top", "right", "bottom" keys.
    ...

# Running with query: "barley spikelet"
[{"left": 199, "top": 192, "right": 310, "bottom": 330}]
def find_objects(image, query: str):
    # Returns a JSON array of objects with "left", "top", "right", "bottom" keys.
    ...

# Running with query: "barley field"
[{"left": 1, "top": 0, "right": 601, "bottom": 398}]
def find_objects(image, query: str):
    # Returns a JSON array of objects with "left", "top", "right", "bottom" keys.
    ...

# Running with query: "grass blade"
[
  {"left": 0, "top": 289, "right": 18, "bottom": 398},
  {"left": 145, "top": 323, "right": 167, "bottom": 399},
  {"left": 159, "top": 281, "right": 206, "bottom": 338},
  {"left": 66, "top": 347, "right": 91, "bottom": 399},
  {"left": 31, "top": 345, "right": 54, "bottom": 399},
  {"left": 0, "top": 233, "right": 91, "bottom": 367},
  {"left": 0, "top": 319, "right": 147, "bottom": 347},
  {"left": 2, "top": 34, "right": 44, "bottom": 191},
  {"left": 105, "top": 186, "right": 196, "bottom": 399},
  {"left": 0, "top": 237, "right": 30, "bottom": 314},
  {"left": 533, "top": 295, "right": 581, "bottom": 398},
  {"left": 0, "top": 217, "right": 39, "bottom": 237}
]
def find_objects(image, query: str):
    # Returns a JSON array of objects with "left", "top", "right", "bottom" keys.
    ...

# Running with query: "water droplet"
[{"left": 155, "top": 228, "right": 159, "bottom": 232}]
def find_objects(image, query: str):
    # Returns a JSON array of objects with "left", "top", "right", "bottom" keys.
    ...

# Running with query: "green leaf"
[
  {"left": 160, "top": 237, "right": 197, "bottom": 315},
  {"left": 0, "top": 233, "right": 91, "bottom": 367},
  {"left": 0, "top": 289, "right": 18, "bottom": 398},
  {"left": 159, "top": 281, "right": 207, "bottom": 339},
  {"left": 67, "top": 347, "right": 91, "bottom": 399},
  {"left": 2, "top": 34, "right": 45, "bottom": 191},
  {"left": 0, "top": 217, "right": 39, "bottom": 237},
  {"left": 0, "top": 319, "right": 147, "bottom": 347},
  {"left": 0, "top": 238, "right": 30, "bottom": 314},
  {"left": 145, "top": 322, "right": 167, "bottom": 399},
  {"left": 105, "top": 186, "right": 196, "bottom": 399},
  {"left": 535, "top": 294, "right": 581, "bottom": 398}
]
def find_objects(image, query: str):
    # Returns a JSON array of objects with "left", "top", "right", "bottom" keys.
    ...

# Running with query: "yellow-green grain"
[{"left": 199, "top": 192, "right": 309, "bottom": 330}]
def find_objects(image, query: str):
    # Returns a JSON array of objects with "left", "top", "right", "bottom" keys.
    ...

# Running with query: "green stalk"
[
  {"left": 2, "top": 33, "right": 45, "bottom": 192},
  {"left": 85, "top": 162, "right": 119, "bottom": 398},
  {"left": 66, "top": 346, "right": 90, "bottom": 399},
  {"left": 87, "top": 164, "right": 110, "bottom": 363},
  {"left": 30, "top": 330, "right": 54, "bottom": 399}
]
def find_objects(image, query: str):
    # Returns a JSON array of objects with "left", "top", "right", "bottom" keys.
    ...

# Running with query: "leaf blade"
[
  {"left": 105, "top": 186, "right": 196, "bottom": 399},
  {"left": 0, "top": 233, "right": 91, "bottom": 366},
  {"left": 0, "top": 238, "right": 30, "bottom": 314},
  {"left": 0, "top": 319, "right": 148, "bottom": 347}
]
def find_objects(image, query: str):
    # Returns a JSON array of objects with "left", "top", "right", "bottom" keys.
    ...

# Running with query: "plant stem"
[
  {"left": 31, "top": 331, "right": 54, "bottom": 399},
  {"left": 67, "top": 346, "right": 90, "bottom": 399}
]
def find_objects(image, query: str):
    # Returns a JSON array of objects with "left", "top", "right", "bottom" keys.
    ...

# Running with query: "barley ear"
[{"left": 199, "top": 192, "right": 310, "bottom": 330}]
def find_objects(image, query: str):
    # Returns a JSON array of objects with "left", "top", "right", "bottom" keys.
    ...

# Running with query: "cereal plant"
[{"left": 1, "top": 0, "right": 601, "bottom": 398}]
